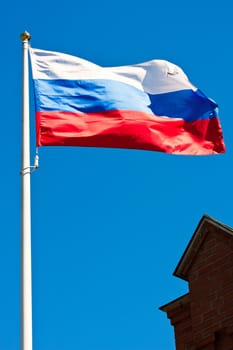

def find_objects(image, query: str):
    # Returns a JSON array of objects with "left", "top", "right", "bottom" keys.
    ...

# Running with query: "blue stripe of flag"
[{"left": 33, "top": 79, "right": 218, "bottom": 122}]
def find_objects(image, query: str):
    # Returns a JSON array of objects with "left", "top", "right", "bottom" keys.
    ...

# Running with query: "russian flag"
[{"left": 29, "top": 48, "right": 225, "bottom": 155}]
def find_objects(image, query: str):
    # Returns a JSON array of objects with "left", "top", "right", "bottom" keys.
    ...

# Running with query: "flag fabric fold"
[{"left": 29, "top": 48, "right": 225, "bottom": 155}]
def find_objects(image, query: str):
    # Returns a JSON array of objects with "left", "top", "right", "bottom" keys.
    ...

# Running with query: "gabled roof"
[{"left": 174, "top": 215, "right": 233, "bottom": 281}]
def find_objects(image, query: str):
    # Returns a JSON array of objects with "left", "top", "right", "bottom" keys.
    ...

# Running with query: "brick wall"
[{"left": 160, "top": 216, "right": 233, "bottom": 350}]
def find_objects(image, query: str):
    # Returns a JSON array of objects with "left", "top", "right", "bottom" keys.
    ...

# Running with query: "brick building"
[{"left": 160, "top": 215, "right": 233, "bottom": 350}]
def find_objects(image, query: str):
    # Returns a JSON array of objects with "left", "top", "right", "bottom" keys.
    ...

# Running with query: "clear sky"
[{"left": 1, "top": 1, "right": 232, "bottom": 349}]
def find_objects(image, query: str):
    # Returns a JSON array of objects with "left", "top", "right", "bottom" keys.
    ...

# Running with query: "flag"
[{"left": 29, "top": 48, "right": 225, "bottom": 155}]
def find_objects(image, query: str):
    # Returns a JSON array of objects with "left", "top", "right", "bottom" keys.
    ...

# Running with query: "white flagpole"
[{"left": 20, "top": 31, "right": 33, "bottom": 350}]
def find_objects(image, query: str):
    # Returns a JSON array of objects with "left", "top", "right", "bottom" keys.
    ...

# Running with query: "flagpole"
[{"left": 20, "top": 31, "right": 33, "bottom": 350}]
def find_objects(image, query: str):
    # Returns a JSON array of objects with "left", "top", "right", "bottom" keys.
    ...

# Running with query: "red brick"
[{"left": 160, "top": 216, "right": 233, "bottom": 350}]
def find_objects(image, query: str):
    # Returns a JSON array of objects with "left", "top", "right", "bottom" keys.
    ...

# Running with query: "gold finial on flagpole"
[{"left": 20, "top": 31, "right": 31, "bottom": 41}]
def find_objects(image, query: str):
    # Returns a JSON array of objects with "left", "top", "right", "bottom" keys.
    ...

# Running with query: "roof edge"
[
  {"left": 159, "top": 293, "right": 190, "bottom": 313},
  {"left": 173, "top": 214, "right": 233, "bottom": 281}
]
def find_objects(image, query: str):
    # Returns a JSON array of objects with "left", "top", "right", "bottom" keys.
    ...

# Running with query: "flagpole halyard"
[{"left": 20, "top": 31, "right": 33, "bottom": 350}]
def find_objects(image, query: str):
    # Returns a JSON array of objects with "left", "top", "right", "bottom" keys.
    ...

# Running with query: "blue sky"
[{"left": 1, "top": 1, "right": 232, "bottom": 349}]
